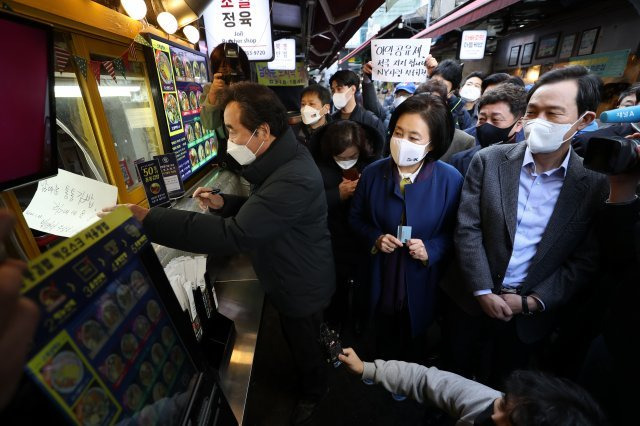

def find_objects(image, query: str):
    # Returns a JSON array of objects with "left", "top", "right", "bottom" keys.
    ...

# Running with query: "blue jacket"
[{"left": 349, "top": 158, "right": 463, "bottom": 335}]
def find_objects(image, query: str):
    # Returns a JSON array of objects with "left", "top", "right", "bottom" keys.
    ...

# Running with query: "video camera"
[
  {"left": 583, "top": 105, "right": 640, "bottom": 174},
  {"left": 219, "top": 43, "right": 246, "bottom": 85}
]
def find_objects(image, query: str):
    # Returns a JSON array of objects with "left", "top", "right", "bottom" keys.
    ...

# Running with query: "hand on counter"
[
  {"left": 193, "top": 187, "right": 224, "bottom": 211},
  {"left": 0, "top": 209, "right": 40, "bottom": 410},
  {"left": 99, "top": 204, "right": 149, "bottom": 222}
]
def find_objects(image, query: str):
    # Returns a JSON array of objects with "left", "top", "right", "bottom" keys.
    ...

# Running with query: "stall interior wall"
[{"left": 493, "top": 0, "right": 640, "bottom": 73}]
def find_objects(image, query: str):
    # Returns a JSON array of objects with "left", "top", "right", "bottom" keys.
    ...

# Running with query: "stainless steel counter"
[
  {"left": 152, "top": 168, "right": 263, "bottom": 426},
  {"left": 214, "top": 255, "right": 263, "bottom": 425}
]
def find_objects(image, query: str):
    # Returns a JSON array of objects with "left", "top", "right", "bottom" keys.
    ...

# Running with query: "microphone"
[{"left": 599, "top": 105, "right": 640, "bottom": 123}]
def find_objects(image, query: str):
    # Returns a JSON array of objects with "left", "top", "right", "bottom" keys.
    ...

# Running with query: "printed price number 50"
[{"left": 142, "top": 166, "right": 157, "bottom": 177}]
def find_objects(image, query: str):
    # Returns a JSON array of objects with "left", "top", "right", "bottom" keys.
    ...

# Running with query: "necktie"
[{"left": 399, "top": 177, "right": 411, "bottom": 195}]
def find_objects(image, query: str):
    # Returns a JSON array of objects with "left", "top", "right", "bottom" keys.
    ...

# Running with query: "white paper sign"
[
  {"left": 203, "top": 0, "right": 274, "bottom": 61},
  {"left": 460, "top": 30, "right": 487, "bottom": 60},
  {"left": 371, "top": 39, "right": 431, "bottom": 83},
  {"left": 268, "top": 38, "right": 296, "bottom": 70},
  {"left": 23, "top": 169, "right": 118, "bottom": 237}
]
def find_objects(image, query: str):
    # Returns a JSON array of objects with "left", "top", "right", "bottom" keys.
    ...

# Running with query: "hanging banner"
[
  {"left": 371, "top": 39, "right": 431, "bottom": 83},
  {"left": 255, "top": 61, "right": 307, "bottom": 86},
  {"left": 202, "top": 0, "right": 274, "bottom": 61},
  {"left": 460, "top": 30, "right": 487, "bottom": 60},
  {"left": 568, "top": 49, "right": 630, "bottom": 78}
]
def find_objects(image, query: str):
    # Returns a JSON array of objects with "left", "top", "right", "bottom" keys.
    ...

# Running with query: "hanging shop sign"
[
  {"left": 460, "top": 30, "right": 487, "bottom": 60},
  {"left": 202, "top": 0, "right": 274, "bottom": 61},
  {"left": 268, "top": 38, "right": 296, "bottom": 70},
  {"left": 568, "top": 49, "right": 630, "bottom": 78},
  {"left": 255, "top": 61, "right": 307, "bottom": 86}
]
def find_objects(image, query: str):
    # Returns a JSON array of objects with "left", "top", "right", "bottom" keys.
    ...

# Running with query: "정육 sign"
[
  {"left": 268, "top": 38, "right": 296, "bottom": 70},
  {"left": 371, "top": 39, "right": 431, "bottom": 83},
  {"left": 460, "top": 30, "right": 487, "bottom": 60},
  {"left": 202, "top": 0, "right": 274, "bottom": 61}
]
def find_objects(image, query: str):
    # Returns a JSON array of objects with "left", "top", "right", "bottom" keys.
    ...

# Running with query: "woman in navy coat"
[{"left": 349, "top": 93, "right": 463, "bottom": 361}]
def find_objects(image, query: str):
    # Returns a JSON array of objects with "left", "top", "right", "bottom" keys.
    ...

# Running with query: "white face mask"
[
  {"left": 227, "top": 129, "right": 265, "bottom": 166},
  {"left": 459, "top": 85, "right": 481, "bottom": 102},
  {"left": 334, "top": 157, "right": 358, "bottom": 170},
  {"left": 332, "top": 90, "right": 351, "bottom": 109},
  {"left": 390, "top": 137, "right": 430, "bottom": 166},
  {"left": 393, "top": 96, "right": 408, "bottom": 109},
  {"left": 524, "top": 113, "right": 585, "bottom": 154},
  {"left": 301, "top": 105, "right": 324, "bottom": 125}
]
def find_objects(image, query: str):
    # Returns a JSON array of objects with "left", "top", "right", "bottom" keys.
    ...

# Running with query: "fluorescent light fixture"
[
  {"left": 121, "top": 0, "right": 147, "bottom": 20},
  {"left": 157, "top": 12, "right": 178, "bottom": 34},
  {"left": 183, "top": 25, "right": 200, "bottom": 44},
  {"left": 55, "top": 85, "right": 141, "bottom": 98}
]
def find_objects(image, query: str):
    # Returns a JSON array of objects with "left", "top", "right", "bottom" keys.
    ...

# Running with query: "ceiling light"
[
  {"left": 183, "top": 25, "right": 200, "bottom": 44},
  {"left": 519, "top": 24, "right": 525, "bottom": 28},
  {"left": 121, "top": 0, "right": 147, "bottom": 20},
  {"left": 157, "top": 12, "right": 178, "bottom": 34}
]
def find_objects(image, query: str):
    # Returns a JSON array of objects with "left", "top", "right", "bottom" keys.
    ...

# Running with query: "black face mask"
[{"left": 476, "top": 121, "right": 517, "bottom": 148}]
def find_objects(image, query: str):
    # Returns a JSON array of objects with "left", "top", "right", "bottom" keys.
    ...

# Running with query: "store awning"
[
  {"left": 411, "top": 0, "right": 521, "bottom": 39},
  {"left": 338, "top": 16, "right": 402, "bottom": 64},
  {"left": 307, "top": 0, "right": 386, "bottom": 69}
]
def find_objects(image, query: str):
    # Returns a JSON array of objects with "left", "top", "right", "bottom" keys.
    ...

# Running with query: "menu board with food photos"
[
  {"left": 149, "top": 36, "right": 218, "bottom": 183},
  {"left": 21, "top": 208, "right": 198, "bottom": 425}
]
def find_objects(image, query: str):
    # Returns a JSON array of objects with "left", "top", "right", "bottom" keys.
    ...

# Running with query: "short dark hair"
[
  {"left": 216, "top": 82, "right": 288, "bottom": 137},
  {"left": 320, "top": 120, "right": 372, "bottom": 159},
  {"left": 210, "top": 42, "right": 251, "bottom": 79},
  {"left": 505, "top": 76, "right": 525, "bottom": 87},
  {"left": 415, "top": 79, "right": 448, "bottom": 102},
  {"left": 526, "top": 66, "right": 603, "bottom": 115},
  {"left": 481, "top": 72, "right": 511, "bottom": 93},
  {"left": 301, "top": 84, "right": 332, "bottom": 106},
  {"left": 329, "top": 70, "right": 360, "bottom": 92},
  {"left": 388, "top": 93, "right": 454, "bottom": 161},
  {"left": 504, "top": 370, "right": 608, "bottom": 426},
  {"left": 477, "top": 83, "right": 528, "bottom": 118},
  {"left": 464, "top": 71, "right": 486, "bottom": 84},
  {"left": 432, "top": 59, "right": 463, "bottom": 90}
]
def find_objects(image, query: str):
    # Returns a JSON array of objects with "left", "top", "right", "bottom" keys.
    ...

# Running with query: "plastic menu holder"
[{"left": 20, "top": 207, "right": 204, "bottom": 425}]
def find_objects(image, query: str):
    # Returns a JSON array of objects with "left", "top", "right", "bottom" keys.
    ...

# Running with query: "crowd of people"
[{"left": 2, "top": 42, "right": 639, "bottom": 425}]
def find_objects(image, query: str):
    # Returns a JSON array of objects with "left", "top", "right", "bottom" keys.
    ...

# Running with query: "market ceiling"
[{"left": 281, "top": 0, "right": 386, "bottom": 69}]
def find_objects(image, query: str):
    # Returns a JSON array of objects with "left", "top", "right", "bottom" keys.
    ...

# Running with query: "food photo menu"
[
  {"left": 150, "top": 36, "right": 218, "bottom": 182},
  {"left": 21, "top": 208, "right": 197, "bottom": 425}
]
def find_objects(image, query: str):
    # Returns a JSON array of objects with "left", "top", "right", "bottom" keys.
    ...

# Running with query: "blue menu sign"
[{"left": 136, "top": 160, "right": 170, "bottom": 208}]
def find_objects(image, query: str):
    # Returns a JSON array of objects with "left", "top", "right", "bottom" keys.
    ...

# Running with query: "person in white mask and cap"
[
  {"left": 349, "top": 94, "right": 463, "bottom": 366},
  {"left": 329, "top": 70, "right": 387, "bottom": 143},
  {"left": 448, "top": 66, "right": 609, "bottom": 388},
  {"left": 292, "top": 84, "right": 332, "bottom": 148}
]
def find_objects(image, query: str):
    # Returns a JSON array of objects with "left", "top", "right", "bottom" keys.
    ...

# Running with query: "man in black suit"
[{"left": 446, "top": 66, "right": 608, "bottom": 386}]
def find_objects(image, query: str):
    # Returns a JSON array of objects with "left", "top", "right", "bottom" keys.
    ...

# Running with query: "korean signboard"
[
  {"left": 203, "top": 0, "right": 274, "bottom": 61},
  {"left": 256, "top": 61, "right": 307, "bottom": 86},
  {"left": 268, "top": 38, "right": 296, "bottom": 70},
  {"left": 460, "top": 30, "right": 487, "bottom": 60}
]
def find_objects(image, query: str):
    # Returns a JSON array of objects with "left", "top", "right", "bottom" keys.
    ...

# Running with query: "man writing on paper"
[{"left": 101, "top": 82, "right": 334, "bottom": 425}]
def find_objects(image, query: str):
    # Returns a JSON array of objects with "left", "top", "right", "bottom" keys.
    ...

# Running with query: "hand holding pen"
[{"left": 192, "top": 187, "right": 224, "bottom": 211}]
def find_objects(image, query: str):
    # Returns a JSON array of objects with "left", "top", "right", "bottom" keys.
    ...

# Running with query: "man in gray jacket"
[
  {"left": 105, "top": 83, "right": 335, "bottom": 425},
  {"left": 338, "top": 348, "right": 607, "bottom": 426},
  {"left": 446, "top": 66, "right": 608, "bottom": 386}
]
